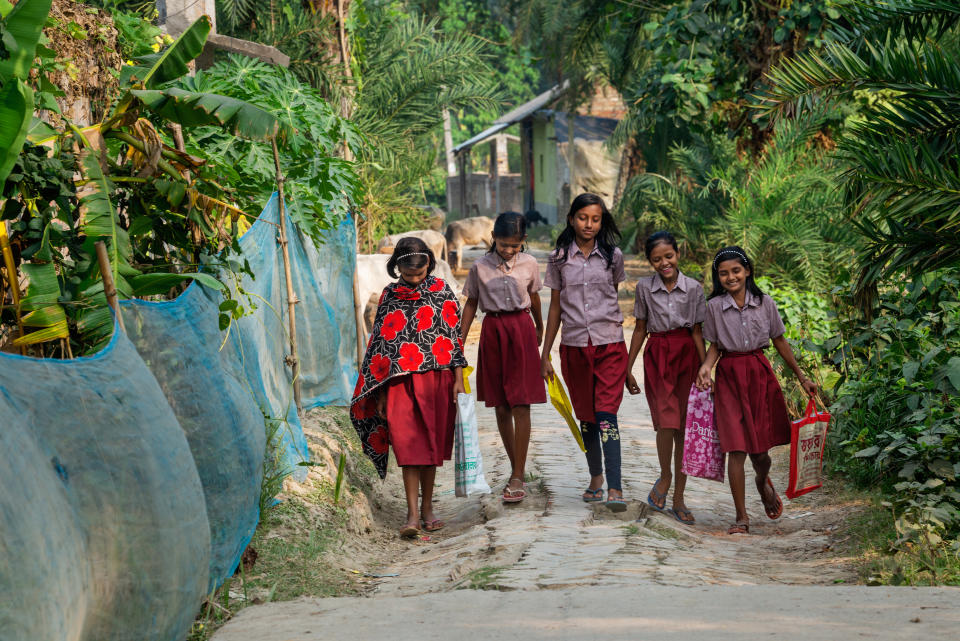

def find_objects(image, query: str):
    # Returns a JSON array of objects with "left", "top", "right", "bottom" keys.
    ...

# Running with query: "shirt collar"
[
  {"left": 720, "top": 290, "right": 761, "bottom": 310},
  {"left": 651, "top": 271, "right": 688, "bottom": 293},
  {"left": 569, "top": 242, "right": 601, "bottom": 259}
]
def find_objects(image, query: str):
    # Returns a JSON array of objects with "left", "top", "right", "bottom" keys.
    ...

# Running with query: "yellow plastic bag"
[
  {"left": 462, "top": 366, "right": 474, "bottom": 394},
  {"left": 548, "top": 374, "right": 586, "bottom": 453}
]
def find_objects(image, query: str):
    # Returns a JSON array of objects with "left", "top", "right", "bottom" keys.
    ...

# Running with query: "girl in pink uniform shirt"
[
  {"left": 696, "top": 246, "right": 817, "bottom": 534},
  {"left": 626, "top": 231, "right": 706, "bottom": 524},
  {"left": 461, "top": 212, "right": 546, "bottom": 503},
  {"left": 541, "top": 193, "right": 629, "bottom": 511}
]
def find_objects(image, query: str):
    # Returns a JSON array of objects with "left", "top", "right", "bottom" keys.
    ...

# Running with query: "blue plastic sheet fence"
[{"left": 0, "top": 194, "right": 358, "bottom": 641}]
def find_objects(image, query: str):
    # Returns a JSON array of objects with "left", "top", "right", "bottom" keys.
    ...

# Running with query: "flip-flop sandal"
[
  {"left": 502, "top": 485, "right": 526, "bottom": 503},
  {"left": 420, "top": 518, "right": 445, "bottom": 532},
  {"left": 646, "top": 477, "right": 667, "bottom": 512},
  {"left": 398, "top": 524, "right": 420, "bottom": 538},
  {"left": 671, "top": 507, "right": 695, "bottom": 524},
  {"left": 582, "top": 488, "right": 604, "bottom": 502},
  {"left": 606, "top": 492, "right": 627, "bottom": 512},
  {"left": 727, "top": 521, "right": 749, "bottom": 535},
  {"left": 758, "top": 477, "right": 783, "bottom": 520}
]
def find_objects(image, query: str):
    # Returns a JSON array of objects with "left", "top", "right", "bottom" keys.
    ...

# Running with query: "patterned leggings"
[{"left": 580, "top": 411, "right": 621, "bottom": 491}]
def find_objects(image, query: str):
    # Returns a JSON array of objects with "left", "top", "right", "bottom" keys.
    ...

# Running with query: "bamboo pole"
[
  {"left": 0, "top": 221, "right": 24, "bottom": 352},
  {"left": 95, "top": 241, "right": 126, "bottom": 333},
  {"left": 272, "top": 138, "right": 302, "bottom": 414}
]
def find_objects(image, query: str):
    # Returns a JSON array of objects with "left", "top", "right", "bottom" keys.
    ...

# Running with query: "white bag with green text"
[{"left": 454, "top": 393, "right": 491, "bottom": 497}]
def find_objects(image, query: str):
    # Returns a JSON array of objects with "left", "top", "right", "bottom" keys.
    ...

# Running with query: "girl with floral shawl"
[{"left": 351, "top": 237, "right": 467, "bottom": 537}]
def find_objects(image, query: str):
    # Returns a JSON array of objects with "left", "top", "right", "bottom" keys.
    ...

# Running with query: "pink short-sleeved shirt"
[
  {"left": 462, "top": 252, "right": 542, "bottom": 313},
  {"left": 634, "top": 271, "right": 706, "bottom": 333},
  {"left": 703, "top": 292, "right": 787, "bottom": 352},
  {"left": 544, "top": 243, "right": 626, "bottom": 347}
]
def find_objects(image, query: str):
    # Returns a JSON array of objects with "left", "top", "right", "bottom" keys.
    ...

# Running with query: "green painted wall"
[{"left": 531, "top": 116, "right": 558, "bottom": 223}]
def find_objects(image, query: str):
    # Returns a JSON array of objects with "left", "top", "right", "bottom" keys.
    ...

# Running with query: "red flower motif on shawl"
[
  {"left": 351, "top": 397, "right": 376, "bottom": 420},
  {"left": 353, "top": 372, "right": 365, "bottom": 396},
  {"left": 394, "top": 285, "right": 421, "bottom": 301},
  {"left": 397, "top": 342, "right": 425, "bottom": 371},
  {"left": 368, "top": 427, "right": 389, "bottom": 454},
  {"left": 370, "top": 354, "right": 391, "bottom": 381},
  {"left": 428, "top": 278, "right": 445, "bottom": 292},
  {"left": 380, "top": 309, "right": 407, "bottom": 340},
  {"left": 441, "top": 299, "right": 459, "bottom": 328},
  {"left": 415, "top": 305, "right": 434, "bottom": 331},
  {"left": 456, "top": 335, "right": 464, "bottom": 350},
  {"left": 432, "top": 335, "right": 454, "bottom": 366}
]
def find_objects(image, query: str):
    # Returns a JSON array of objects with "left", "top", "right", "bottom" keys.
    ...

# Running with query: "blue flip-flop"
[
  {"left": 671, "top": 506, "right": 695, "bottom": 524},
  {"left": 647, "top": 477, "right": 668, "bottom": 512},
  {"left": 582, "top": 487, "right": 604, "bottom": 502},
  {"left": 605, "top": 496, "right": 627, "bottom": 512}
]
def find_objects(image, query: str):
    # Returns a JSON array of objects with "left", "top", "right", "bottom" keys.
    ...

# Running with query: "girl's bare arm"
[
  {"left": 530, "top": 292, "right": 544, "bottom": 344},
  {"left": 625, "top": 319, "right": 647, "bottom": 394},
  {"left": 460, "top": 297, "right": 478, "bottom": 344},
  {"left": 772, "top": 335, "right": 818, "bottom": 396},
  {"left": 540, "top": 292, "right": 562, "bottom": 379},
  {"left": 691, "top": 323, "right": 707, "bottom": 362}
]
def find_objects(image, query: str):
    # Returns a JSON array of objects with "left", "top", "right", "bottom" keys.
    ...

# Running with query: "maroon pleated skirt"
[
  {"left": 559, "top": 340, "right": 628, "bottom": 424},
  {"left": 477, "top": 309, "right": 546, "bottom": 408},
  {"left": 643, "top": 328, "right": 700, "bottom": 430},
  {"left": 385, "top": 369, "right": 455, "bottom": 466},
  {"left": 714, "top": 350, "right": 790, "bottom": 454}
]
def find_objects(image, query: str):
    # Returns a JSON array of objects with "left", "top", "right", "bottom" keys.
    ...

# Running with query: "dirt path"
[{"left": 212, "top": 249, "right": 960, "bottom": 639}]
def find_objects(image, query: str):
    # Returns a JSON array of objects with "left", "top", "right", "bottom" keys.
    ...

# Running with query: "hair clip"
[{"left": 713, "top": 249, "right": 749, "bottom": 268}]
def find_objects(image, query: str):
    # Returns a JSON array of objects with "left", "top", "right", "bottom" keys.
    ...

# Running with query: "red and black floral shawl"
[{"left": 350, "top": 275, "right": 468, "bottom": 478}]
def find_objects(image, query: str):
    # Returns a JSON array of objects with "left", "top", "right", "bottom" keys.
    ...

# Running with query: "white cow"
[
  {"left": 377, "top": 229, "right": 447, "bottom": 263},
  {"left": 444, "top": 215, "right": 495, "bottom": 271},
  {"left": 355, "top": 254, "right": 461, "bottom": 331}
]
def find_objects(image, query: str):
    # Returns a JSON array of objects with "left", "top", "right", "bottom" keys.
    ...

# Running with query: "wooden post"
[
  {"left": 272, "top": 138, "right": 302, "bottom": 414},
  {"left": 94, "top": 241, "right": 126, "bottom": 333}
]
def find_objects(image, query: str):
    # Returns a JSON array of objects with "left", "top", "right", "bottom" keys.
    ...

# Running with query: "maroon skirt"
[
  {"left": 559, "top": 340, "right": 628, "bottom": 424},
  {"left": 477, "top": 309, "right": 546, "bottom": 408},
  {"left": 714, "top": 350, "right": 790, "bottom": 454},
  {"left": 643, "top": 328, "right": 700, "bottom": 430},
  {"left": 385, "top": 369, "right": 455, "bottom": 466}
]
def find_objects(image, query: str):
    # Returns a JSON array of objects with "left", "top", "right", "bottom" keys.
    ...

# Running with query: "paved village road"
[{"left": 213, "top": 320, "right": 960, "bottom": 641}]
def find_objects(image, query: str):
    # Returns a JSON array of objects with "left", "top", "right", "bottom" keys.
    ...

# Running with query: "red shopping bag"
[{"left": 786, "top": 398, "right": 830, "bottom": 499}]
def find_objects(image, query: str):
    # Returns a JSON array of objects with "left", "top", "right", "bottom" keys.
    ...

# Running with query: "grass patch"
[
  {"left": 621, "top": 523, "right": 640, "bottom": 536},
  {"left": 458, "top": 566, "right": 507, "bottom": 590},
  {"left": 644, "top": 519, "right": 682, "bottom": 540},
  {"left": 843, "top": 499, "right": 960, "bottom": 586}
]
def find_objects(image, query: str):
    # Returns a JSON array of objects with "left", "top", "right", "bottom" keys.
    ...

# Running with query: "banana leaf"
[
  {"left": 0, "top": 0, "right": 52, "bottom": 82},
  {"left": 132, "top": 88, "right": 284, "bottom": 142}
]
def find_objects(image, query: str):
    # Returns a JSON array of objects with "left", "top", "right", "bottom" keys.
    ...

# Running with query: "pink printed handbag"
[{"left": 681, "top": 385, "right": 725, "bottom": 482}]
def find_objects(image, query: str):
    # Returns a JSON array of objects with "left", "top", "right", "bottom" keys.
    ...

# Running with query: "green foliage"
[
  {"left": 0, "top": 0, "right": 51, "bottom": 185},
  {"left": 759, "top": 0, "right": 960, "bottom": 301},
  {"left": 824, "top": 274, "right": 960, "bottom": 547},
  {"left": 180, "top": 54, "right": 361, "bottom": 241},
  {"left": 110, "top": 10, "right": 168, "bottom": 59},
  {"left": 227, "top": 2, "right": 340, "bottom": 100},
  {"left": 619, "top": 112, "right": 853, "bottom": 291}
]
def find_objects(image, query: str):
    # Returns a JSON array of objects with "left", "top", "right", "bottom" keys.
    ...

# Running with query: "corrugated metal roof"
[{"left": 453, "top": 81, "right": 569, "bottom": 155}]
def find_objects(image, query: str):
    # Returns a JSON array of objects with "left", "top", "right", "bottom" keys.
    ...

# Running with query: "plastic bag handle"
[{"left": 804, "top": 396, "right": 828, "bottom": 419}]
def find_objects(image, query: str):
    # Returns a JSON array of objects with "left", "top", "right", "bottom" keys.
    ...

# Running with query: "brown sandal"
[{"left": 727, "top": 521, "right": 749, "bottom": 535}]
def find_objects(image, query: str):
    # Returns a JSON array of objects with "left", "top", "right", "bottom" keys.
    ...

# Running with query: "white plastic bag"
[{"left": 454, "top": 393, "right": 491, "bottom": 497}]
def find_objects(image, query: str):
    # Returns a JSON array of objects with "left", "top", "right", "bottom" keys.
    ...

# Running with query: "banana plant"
[
  {"left": 0, "top": 0, "right": 52, "bottom": 187},
  {"left": 4, "top": 12, "right": 289, "bottom": 353}
]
